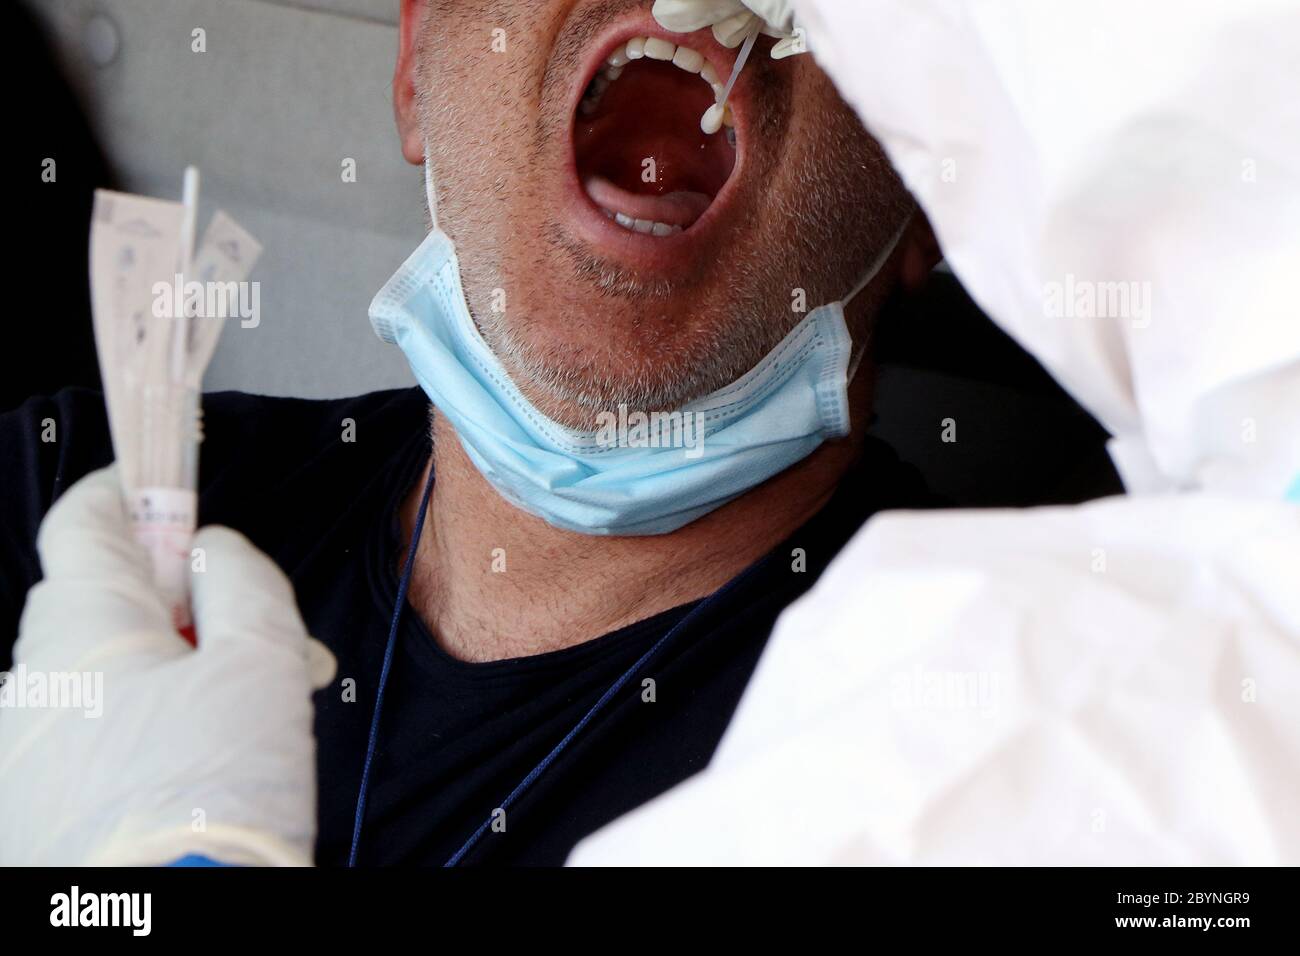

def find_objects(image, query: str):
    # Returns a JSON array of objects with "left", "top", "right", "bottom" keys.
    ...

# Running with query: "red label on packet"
[{"left": 128, "top": 487, "right": 198, "bottom": 640}]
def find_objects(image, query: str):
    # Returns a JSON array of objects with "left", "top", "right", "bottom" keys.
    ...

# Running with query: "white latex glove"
[
  {"left": 0, "top": 466, "right": 336, "bottom": 866},
  {"left": 653, "top": 0, "right": 806, "bottom": 57}
]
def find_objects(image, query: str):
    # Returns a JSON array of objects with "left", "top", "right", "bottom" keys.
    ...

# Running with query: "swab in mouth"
[
  {"left": 573, "top": 35, "right": 737, "bottom": 236},
  {"left": 701, "top": 20, "right": 760, "bottom": 135}
]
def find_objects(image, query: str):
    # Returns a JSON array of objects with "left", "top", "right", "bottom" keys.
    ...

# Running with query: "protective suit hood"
[{"left": 796, "top": 0, "right": 1300, "bottom": 498}]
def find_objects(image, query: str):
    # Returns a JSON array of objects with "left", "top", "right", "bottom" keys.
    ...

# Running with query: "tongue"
[{"left": 584, "top": 174, "right": 713, "bottom": 228}]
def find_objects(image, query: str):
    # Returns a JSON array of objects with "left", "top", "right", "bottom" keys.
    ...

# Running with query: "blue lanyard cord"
[
  {"left": 348, "top": 461, "right": 437, "bottom": 867},
  {"left": 350, "top": 457, "right": 775, "bottom": 867},
  {"left": 443, "top": 550, "right": 775, "bottom": 867}
]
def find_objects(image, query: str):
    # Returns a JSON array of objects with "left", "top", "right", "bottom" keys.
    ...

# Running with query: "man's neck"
[{"left": 402, "top": 385, "right": 871, "bottom": 663}]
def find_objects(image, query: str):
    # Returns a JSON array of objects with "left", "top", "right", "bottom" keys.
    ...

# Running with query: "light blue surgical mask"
[{"left": 368, "top": 191, "right": 909, "bottom": 536}]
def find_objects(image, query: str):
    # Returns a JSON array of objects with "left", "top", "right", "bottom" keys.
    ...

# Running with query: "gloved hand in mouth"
[{"left": 653, "top": 0, "right": 806, "bottom": 59}]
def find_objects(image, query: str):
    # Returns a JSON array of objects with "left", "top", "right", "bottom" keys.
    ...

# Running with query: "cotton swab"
[
  {"left": 171, "top": 166, "right": 199, "bottom": 385},
  {"left": 701, "top": 19, "right": 762, "bottom": 135}
]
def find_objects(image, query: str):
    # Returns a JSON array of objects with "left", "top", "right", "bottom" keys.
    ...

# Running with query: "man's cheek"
[{"left": 435, "top": 0, "right": 552, "bottom": 52}]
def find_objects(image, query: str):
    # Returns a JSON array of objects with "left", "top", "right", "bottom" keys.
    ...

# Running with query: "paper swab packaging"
[{"left": 88, "top": 168, "right": 261, "bottom": 634}]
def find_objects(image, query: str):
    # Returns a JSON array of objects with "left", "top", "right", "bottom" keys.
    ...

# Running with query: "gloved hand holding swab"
[{"left": 701, "top": 19, "right": 760, "bottom": 134}]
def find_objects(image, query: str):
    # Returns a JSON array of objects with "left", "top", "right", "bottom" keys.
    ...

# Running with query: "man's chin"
[{"left": 487, "top": 317, "right": 767, "bottom": 429}]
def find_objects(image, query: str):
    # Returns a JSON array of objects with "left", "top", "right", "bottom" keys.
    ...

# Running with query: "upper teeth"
[{"left": 579, "top": 36, "right": 735, "bottom": 133}]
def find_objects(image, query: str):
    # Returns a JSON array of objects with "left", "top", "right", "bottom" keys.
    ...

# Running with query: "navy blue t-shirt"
[{"left": 0, "top": 387, "right": 937, "bottom": 865}]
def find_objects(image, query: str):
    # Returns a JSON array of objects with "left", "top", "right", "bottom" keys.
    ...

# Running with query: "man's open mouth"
[{"left": 571, "top": 33, "right": 739, "bottom": 238}]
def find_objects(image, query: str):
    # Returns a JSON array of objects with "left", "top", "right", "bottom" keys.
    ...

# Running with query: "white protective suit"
[{"left": 571, "top": 0, "right": 1300, "bottom": 864}]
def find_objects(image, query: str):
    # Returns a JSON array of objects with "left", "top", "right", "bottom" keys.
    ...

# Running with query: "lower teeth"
[{"left": 603, "top": 208, "right": 684, "bottom": 236}]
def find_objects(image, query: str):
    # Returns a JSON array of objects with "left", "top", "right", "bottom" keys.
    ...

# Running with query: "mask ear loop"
[
  {"left": 844, "top": 209, "right": 914, "bottom": 383},
  {"left": 424, "top": 153, "right": 439, "bottom": 229}
]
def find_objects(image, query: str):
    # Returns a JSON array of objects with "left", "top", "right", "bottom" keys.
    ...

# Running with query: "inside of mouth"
[{"left": 572, "top": 54, "right": 736, "bottom": 235}]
